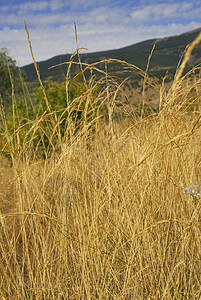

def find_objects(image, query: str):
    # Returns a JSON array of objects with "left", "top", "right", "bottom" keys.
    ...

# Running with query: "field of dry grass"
[{"left": 0, "top": 30, "right": 201, "bottom": 299}]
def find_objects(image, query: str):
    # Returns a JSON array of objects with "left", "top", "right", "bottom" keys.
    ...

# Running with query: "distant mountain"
[{"left": 21, "top": 27, "right": 201, "bottom": 83}]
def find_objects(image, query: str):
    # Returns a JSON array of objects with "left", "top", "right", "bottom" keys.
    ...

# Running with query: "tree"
[{"left": 0, "top": 48, "right": 24, "bottom": 113}]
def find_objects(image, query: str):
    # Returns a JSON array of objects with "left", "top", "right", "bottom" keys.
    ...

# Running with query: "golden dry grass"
[{"left": 0, "top": 30, "right": 201, "bottom": 299}]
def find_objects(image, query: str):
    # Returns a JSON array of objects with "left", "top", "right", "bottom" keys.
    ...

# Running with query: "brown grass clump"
[{"left": 0, "top": 27, "right": 200, "bottom": 299}]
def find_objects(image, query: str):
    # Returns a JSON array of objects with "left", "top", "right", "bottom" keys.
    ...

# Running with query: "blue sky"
[{"left": 0, "top": 0, "right": 201, "bottom": 66}]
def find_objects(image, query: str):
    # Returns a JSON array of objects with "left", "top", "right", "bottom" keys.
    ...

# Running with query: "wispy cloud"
[
  {"left": 1, "top": 1, "right": 49, "bottom": 14},
  {"left": 130, "top": 2, "right": 200, "bottom": 24},
  {"left": 49, "top": 0, "right": 64, "bottom": 11},
  {"left": 18, "top": 1, "right": 49, "bottom": 13},
  {"left": 0, "top": 0, "right": 200, "bottom": 66}
]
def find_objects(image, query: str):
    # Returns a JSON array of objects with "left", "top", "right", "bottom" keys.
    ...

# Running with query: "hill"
[{"left": 21, "top": 27, "right": 201, "bottom": 83}]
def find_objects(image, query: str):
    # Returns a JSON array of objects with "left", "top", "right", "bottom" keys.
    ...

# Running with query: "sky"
[{"left": 0, "top": 0, "right": 201, "bottom": 67}]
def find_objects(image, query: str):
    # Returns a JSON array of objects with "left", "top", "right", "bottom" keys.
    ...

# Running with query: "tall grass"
[{"left": 0, "top": 28, "right": 200, "bottom": 299}]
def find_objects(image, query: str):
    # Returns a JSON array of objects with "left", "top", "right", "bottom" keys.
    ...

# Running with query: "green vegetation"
[
  {"left": 0, "top": 48, "right": 26, "bottom": 115},
  {"left": 0, "top": 49, "right": 102, "bottom": 159}
]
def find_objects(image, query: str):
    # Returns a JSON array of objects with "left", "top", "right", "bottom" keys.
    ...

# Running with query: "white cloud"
[
  {"left": 69, "top": 0, "right": 106, "bottom": 9},
  {"left": 0, "top": 2, "right": 49, "bottom": 15},
  {"left": 0, "top": 24, "right": 77, "bottom": 66},
  {"left": 1, "top": 20, "right": 200, "bottom": 67},
  {"left": 17, "top": 1, "right": 49, "bottom": 13},
  {"left": 49, "top": 0, "right": 65, "bottom": 11},
  {"left": 26, "top": 13, "right": 74, "bottom": 27},
  {"left": 0, "top": 5, "right": 10, "bottom": 12},
  {"left": 130, "top": 2, "right": 199, "bottom": 23},
  {"left": 0, "top": 13, "right": 22, "bottom": 26},
  {"left": 0, "top": 0, "right": 201, "bottom": 67}
]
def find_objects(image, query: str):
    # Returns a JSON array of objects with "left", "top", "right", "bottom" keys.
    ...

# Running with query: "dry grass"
[{"left": 0, "top": 30, "right": 201, "bottom": 299}]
